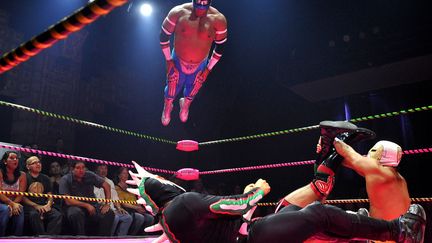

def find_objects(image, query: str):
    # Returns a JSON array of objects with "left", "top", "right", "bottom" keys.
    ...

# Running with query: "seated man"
[
  {"left": 22, "top": 156, "right": 62, "bottom": 235},
  {"left": 94, "top": 164, "right": 132, "bottom": 236},
  {"left": 59, "top": 161, "right": 115, "bottom": 236},
  {"left": 334, "top": 139, "right": 410, "bottom": 221}
]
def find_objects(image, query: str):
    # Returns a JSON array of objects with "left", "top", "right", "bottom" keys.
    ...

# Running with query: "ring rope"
[
  {"left": 0, "top": 190, "right": 137, "bottom": 204},
  {"left": 257, "top": 198, "right": 432, "bottom": 206},
  {"left": 199, "top": 147, "right": 432, "bottom": 175},
  {"left": 199, "top": 160, "right": 315, "bottom": 175},
  {"left": 0, "top": 143, "right": 177, "bottom": 175},
  {"left": 0, "top": 0, "right": 129, "bottom": 74},
  {"left": 198, "top": 105, "right": 432, "bottom": 146},
  {"left": 1, "top": 100, "right": 430, "bottom": 147},
  {"left": 1, "top": 143, "right": 429, "bottom": 176},
  {"left": 0, "top": 100, "right": 176, "bottom": 145},
  {"left": 1, "top": 190, "right": 431, "bottom": 206}
]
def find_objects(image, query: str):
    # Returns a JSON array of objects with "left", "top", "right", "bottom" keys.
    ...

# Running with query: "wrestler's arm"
[
  {"left": 334, "top": 139, "right": 380, "bottom": 177},
  {"left": 206, "top": 13, "right": 227, "bottom": 72},
  {"left": 0, "top": 172, "right": 14, "bottom": 205},
  {"left": 209, "top": 179, "right": 269, "bottom": 216},
  {"left": 13, "top": 172, "right": 27, "bottom": 203},
  {"left": 160, "top": 6, "right": 182, "bottom": 61}
]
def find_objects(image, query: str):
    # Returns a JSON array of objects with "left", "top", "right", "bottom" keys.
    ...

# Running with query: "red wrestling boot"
[
  {"left": 161, "top": 98, "right": 174, "bottom": 126},
  {"left": 179, "top": 97, "right": 192, "bottom": 123}
]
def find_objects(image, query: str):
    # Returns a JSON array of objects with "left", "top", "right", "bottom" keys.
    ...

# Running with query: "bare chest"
[{"left": 176, "top": 15, "right": 214, "bottom": 40}]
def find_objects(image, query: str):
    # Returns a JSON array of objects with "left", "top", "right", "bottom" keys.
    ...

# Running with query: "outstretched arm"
[
  {"left": 334, "top": 138, "right": 379, "bottom": 177},
  {"left": 206, "top": 14, "right": 227, "bottom": 72},
  {"left": 160, "top": 6, "right": 182, "bottom": 62},
  {"left": 209, "top": 179, "right": 269, "bottom": 216}
]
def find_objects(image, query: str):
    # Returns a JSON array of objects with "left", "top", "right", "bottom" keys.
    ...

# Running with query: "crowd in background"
[
  {"left": 0, "top": 144, "right": 155, "bottom": 237},
  {"left": 0, "top": 141, "right": 262, "bottom": 237}
]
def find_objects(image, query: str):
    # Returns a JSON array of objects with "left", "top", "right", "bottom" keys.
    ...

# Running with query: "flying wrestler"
[{"left": 160, "top": 0, "right": 227, "bottom": 126}]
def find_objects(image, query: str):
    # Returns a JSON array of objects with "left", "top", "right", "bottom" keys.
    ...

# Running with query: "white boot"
[
  {"left": 179, "top": 98, "right": 192, "bottom": 123},
  {"left": 161, "top": 99, "right": 173, "bottom": 126}
]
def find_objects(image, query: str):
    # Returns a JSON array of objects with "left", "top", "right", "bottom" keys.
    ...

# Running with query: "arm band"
[
  {"left": 207, "top": 38, "right": 226, "bottom": 70},
  {"left": 160, "top": 27, "right": 171, "bottom": 44},
  {"left": 162, "top": 45, "right": 172, "bottom": 61},
  {"left": 160, "top": 27, "right": 173, "bottom": 61}
]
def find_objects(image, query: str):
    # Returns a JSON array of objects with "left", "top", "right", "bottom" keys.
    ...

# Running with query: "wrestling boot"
[
  {"left": 357, "top": 208, "right": 370, "bottom": 217},
  {"left": 161, "top": 98, "right": 174, "bottom": 126},
  {"left": 316, "top": 120, "right": 358, "bottom": 166},
  {"left": 179, "top": 97, "right": 192, "bottom": 123},
  {"left": 319, "top": 127, "right": 376, "bottom": 173},
  {"left": 311, "top": 127, "right": 376, "bottom": 199},
  {"left": 397, "top": 204, "right": 426, "bottom": 243}
]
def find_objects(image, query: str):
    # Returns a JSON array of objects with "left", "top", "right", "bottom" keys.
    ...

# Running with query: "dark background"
[{"left": 0, "top": 0, "right": 431, "bottom": 226}]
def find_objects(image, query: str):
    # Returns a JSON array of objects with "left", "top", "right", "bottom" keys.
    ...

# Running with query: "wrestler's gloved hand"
[
  {"left": 243, "top": 183, "right": 255, "bottom": 194},
  {"left": 253, "top": 178, "right": 271, "bottom": 196},
  {"left": 145, "top": 222, "right": 163, "bottom": 232}
]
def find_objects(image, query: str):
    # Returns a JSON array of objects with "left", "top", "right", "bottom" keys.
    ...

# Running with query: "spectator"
[
  {"left": 233, "top": 184, "right": 243, "bottom": 195},
  {"left": 22, "top": 156, "right": 62, "bottom": 235},
  {"left": 94, "top": 164, "right": 132, "bottom": 236},
  {"left": 115, "top": 167, "right": 154, "bottom": 235},
  {"left": 0, "top": 151, "right": 26, "bottom": 236},
  {"left": 59, "top": 161, "right": 114, "bottom": 236},
  {"left": 49, "top": 161, "right": 62, "bottom": 194},
  {"left": 18, "top": 144, "right": 33, "bottom": 172},
  {"left": 48, "top": 161, "right": 63, "bottom": 210},
  {"left": 191, "top": 179, "right": 208, "bottom": 194}
]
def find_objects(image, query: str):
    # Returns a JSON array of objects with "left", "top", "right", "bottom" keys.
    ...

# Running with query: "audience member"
[
  {"left": 22, "top": 156, "right": 62, "bottom": 235},
  {"left": 191, "top": 179, "right": 208, "bottom": 194},
  {"left": 94, "top": 164, "right": 132, "bottom": 236},
  {"left": 0, "top": 151, "right": 26, "bottom": 236},
  {"left": 48, "top": 161, "right": 63, "bottom": 210},
  {"left": 115, "top": 167, "right": 154, "bottom": 235},
  {"left": 59, "top": 161, "right": 114, "bottom": 236}
]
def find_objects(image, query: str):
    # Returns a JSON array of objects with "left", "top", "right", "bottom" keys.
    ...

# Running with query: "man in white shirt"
[{"left": 94, "top": 164, "right": 132, "bottom": 236}]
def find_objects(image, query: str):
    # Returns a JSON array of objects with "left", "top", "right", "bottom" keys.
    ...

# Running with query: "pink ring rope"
[
  {"left": 199, "top": 147, "right": 432, "bottom": 175},
  {"left": 199, "top": 160, "right": 316, "bottom": 175},
  {"left": 0, "top": 144, "right": 176, "bottom": 175},
  {"left": 2, "top": 143, "right": 429, "bottom": 176}
]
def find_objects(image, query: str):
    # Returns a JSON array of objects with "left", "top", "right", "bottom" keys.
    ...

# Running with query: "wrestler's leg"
[
  {"left": 298, "top": 202, "right": 425, "bottom": 242},
  {"left": 249, "top": 202, "right": 402, "bottom": 243},
  {"left": 162, "top": 61, "right": 185, "bottom": 126},
  {"left": 179, "top": 61, "right": 208, "bottom": 122}
]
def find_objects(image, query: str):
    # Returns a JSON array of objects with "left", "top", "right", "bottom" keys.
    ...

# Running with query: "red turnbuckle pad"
[
  {"left": 176, "top": 140, "right": 199, "bottom": 152},
  {"left": 176, "top": 168, "right": 199, "bottom": 180}
]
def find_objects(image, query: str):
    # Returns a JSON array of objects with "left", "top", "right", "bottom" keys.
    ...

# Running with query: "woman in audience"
[
  {"left": 0, "top": 151, "right": 27, "bottom": 236},
  {"left": 115, "top": 167, "right": 154, "bottom": 235}
]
